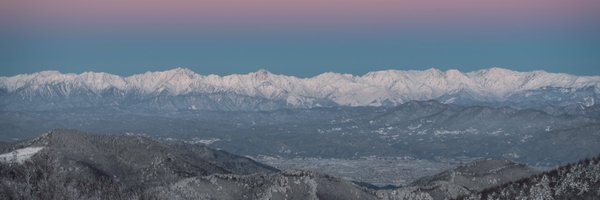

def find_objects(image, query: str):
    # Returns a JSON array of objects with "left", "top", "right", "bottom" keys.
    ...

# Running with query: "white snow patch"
[
  {"left": 0, "top": 147, "right": 44, "bottom": 164},
  {"left": 434, "top": 129, "right": 463, "bottom": 136},
  {"left": 188, "top": 138, "right": 221, "bottom": 145},
  {"left": 408, "top": 124, "right": 422, "bottom": 130},
  {"left": 583, "top": 97, "right": 595, "bottom": 107},
  {"left": 442, "top": 97, "right": 457, "bottom": 104},
  {"left": 520, "top": 134, "right": 533, "bottom": 143}
]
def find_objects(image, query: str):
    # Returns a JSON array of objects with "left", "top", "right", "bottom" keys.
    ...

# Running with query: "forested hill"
[{"left": 459, "top": 155, "right": 600, "bottom": 200}]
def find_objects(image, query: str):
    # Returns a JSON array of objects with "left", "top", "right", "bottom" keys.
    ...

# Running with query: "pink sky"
[
  {"left": 0, "top": 0, "right": 598, "bottom": 76},
  {"left": 3, "top": 0, "right": 598, "bottom": 29}
]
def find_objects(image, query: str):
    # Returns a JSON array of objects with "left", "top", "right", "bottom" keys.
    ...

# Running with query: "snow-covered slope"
[
  {"left": 1, "top": 67, "right": 599, "bottom": 111},
  {"left": 0, "top": 147, "right": 44, "bottom": 164}
]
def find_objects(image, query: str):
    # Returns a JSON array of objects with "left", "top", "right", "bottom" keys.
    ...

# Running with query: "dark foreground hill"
[
  {"left": 458, "top": 156, "right": 600, "bottom": 200},
  {"left": 376, "top": 160, "right": 538, "bottom": 200},
  {"left": 0, "top": 129, "right": 377, "bottom": 199},
  {"left": 1, "top": 129, "right": 598, "bottom": 200}
]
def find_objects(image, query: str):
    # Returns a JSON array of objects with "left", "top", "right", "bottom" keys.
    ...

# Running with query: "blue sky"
[{"left": 1, "top": 0, "right": 599, "bottom": 77}]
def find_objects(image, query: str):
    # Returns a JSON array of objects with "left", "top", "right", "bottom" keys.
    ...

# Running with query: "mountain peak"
[
  {"left": 474, "top": 67, "right": 518, "bottom": 76},
  {"left": 163, "top": 67, "right": 197, "bottom": 76},
  {"left": 32, "top": 70, "right": 64, "bottom": 77},
  {"left": 255, "top": 68, "right": 271, "bottom": 74},
  {"left": 445, "top": 69, "right": 466, "bottom": 78},
  {"left": 425, "top": 67, "right": 444, "bottom": 75},
  {"left": 249, "top": 69, "right": 273, "bottom": 79}
]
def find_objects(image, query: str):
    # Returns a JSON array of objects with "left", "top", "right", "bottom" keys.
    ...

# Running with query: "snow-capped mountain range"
[{"left": 1, "top": 67, "right": 599, "bottom": 111}]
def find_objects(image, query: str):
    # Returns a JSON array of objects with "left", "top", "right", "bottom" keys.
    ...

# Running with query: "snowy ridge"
[
  {"left": 1, "top": 67, "right": 600, "bottom": 108},
  {"left": 0, "top": 147, "right": 44, "bottom": 164}
]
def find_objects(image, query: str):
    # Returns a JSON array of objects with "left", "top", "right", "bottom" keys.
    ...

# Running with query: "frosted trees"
[{"left": 529, "top": 175, "right": 553, "bottom": 200}]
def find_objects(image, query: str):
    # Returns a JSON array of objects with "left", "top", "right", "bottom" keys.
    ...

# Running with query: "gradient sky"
[{"left": 1, "top": 0, "right": 599, "bottom": 77}]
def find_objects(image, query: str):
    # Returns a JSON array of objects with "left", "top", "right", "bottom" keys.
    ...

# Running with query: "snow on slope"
[
  {"left": 0, "top": 147, "right": 44, "bottom": 164},
  {"left": 1, "top": 67, "right": 599, "bottom": 107}
]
